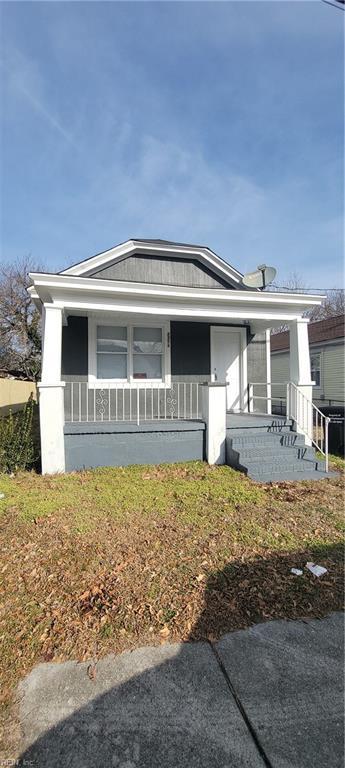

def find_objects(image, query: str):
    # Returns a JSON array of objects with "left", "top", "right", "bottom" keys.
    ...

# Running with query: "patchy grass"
[
  {"left": 0, "top": 458, "right": 344, "bottom": 755},
  {"left": 0, "top": 462, "right": 264, "bottom": 529}
]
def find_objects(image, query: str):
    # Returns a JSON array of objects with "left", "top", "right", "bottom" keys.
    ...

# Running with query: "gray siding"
[
  {"left": 90, "top": 254, "right": 233, "bottom": 289},
  {"left": 270, "top": 353, "right": 289, "bottom": 403},
  {"left": 61, "top": 318, "right": 246, "bottom": 385},
  {"left": 171, "top": 322, "right": 210, "bottom": 376},
  {"left": 247, "top": 332, "right": 268, "bottom": 412},
  {"left": 62, "top": 316, "right": 88, "bottom": 378}
]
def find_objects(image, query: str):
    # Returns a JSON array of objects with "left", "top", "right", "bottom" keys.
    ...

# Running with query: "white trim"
[
  {"left": 310, "top": 349, "right": 323, "bottom": 393},
  {"left": 265, "top": 329, "right": 272, "bottom": 414},
  {"left": 201, "top": 383, "right": 227, "bottom": 464},
  {"left": 60, "top": 239, "right": 244, "bottom": 285},
  {"left": 210, "top": 326, "right": 248, "bottom": 412},
  {"left": 29, "top": 272, "right": 325, "bottom": 308},
  {"left": 38, "top": 382, "right": 66, "bottom": 389},
  {"left": 38, "top": 384, "right": 65, "bottom": 474},
  {"left": 88, "top": 316, "right": 171, "bottom": 388}
]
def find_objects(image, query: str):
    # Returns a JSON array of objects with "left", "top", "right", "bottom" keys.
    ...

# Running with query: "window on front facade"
[
  {"left": 97, "top": 326, "right": 128, "bottom": 379},
  {"left": 133, "top": 327, "right": 162, "bottom": 379},
  {"left": 96, "top": 325, "right": 163, "bottom": 380},
  {"left": 310, "top": 352, "right": 321, "bottom": 387}
]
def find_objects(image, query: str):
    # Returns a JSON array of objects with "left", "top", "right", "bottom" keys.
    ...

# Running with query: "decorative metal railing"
[{"left": 64, "top": 381, "right": 202, "bottom": 425}]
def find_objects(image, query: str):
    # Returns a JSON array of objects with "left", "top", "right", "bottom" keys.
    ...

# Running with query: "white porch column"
[
  {"left": 38, "top": 305, "right": 65, "bottom": 474},
  {"left": 201, "top": 383, "right": 227, "bottom": 464},
  {"left": 289, "top": 318, "right": 313, "bottom": 445},
  {"left": 265, "top": 329, "right": 272, "bottom": 415}
]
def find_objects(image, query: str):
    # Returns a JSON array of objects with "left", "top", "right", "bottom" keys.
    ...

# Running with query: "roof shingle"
[{"left": 271, "top": 314, "right": 345, "bottom": 352}]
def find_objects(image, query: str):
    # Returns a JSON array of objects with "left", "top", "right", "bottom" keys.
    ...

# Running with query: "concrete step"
[
  {"left": 227, "top": 432, "right": 306, "bottom": 448},
  {"left": 243, "top": 458, "right": 326, "bottom": 475},
  {"left": 227, "top": 414, "right": 293, "bottom": 430},
  {"left": 225, "top": 417, "right": 330, "bottom": 482},
  {"left": 250, "top": 469, "right": 333, "bottom": 483},
  {"left": 227, "top": 424, "right": 294, "bottom": 434},
  {"left": 227, "top": 445, "right": 317, "bottom": 462}
]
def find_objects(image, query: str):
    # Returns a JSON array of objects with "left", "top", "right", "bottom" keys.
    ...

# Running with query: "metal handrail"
[{"left": 287, "top": 382, "right": 330, "bottom": 472}]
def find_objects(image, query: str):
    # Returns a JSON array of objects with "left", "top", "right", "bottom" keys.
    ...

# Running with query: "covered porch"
[{"left": 29, "top": 270, "right": 324, "bottom": 474}]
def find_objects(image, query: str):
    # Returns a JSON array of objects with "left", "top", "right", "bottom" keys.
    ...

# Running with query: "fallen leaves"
[
  {"left": 0, "top": 459, "right": 344, "bottom": 752},
  {"left": 87, "top": 662, "right": 97, "bottom": 681}
]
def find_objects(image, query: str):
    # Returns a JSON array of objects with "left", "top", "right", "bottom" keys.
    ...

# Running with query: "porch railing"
[
  {"left": 287, "top": 382, "right": 330, "bottom": 472},
  {"left": 249, "top": 381, "right": 330, "bottom": 472},
  {"left": 64, "top": 381, "right": 202, "bottom": 425}
]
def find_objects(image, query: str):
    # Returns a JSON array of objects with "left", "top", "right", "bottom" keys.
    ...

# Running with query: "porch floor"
[
  {"left": 226, "top": 412, "right": 288, "bottom": 430},
  {"left": 64, "top": 420, "right": 205, "bottom": 435}
]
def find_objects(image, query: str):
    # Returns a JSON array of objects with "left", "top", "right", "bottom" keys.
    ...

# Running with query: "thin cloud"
[{"left": 1, "top": 50, "right": 78, "bottom": 149}]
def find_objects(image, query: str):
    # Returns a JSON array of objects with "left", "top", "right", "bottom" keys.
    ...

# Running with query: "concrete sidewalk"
[{"left": 18, "top": 612, "right": 344, "bottom": 768}]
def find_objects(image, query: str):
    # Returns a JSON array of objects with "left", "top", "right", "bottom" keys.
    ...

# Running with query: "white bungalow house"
[{"left": 28, "top": 239, "right": 330, "bottom": 481}]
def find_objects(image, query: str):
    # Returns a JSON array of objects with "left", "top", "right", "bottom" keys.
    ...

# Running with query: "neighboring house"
[
  {"left": 271, "top": 315, "right": 345, "bottom": 412},
  {"left": 29, "top": 239, "right": 328, "bottom": 480}
]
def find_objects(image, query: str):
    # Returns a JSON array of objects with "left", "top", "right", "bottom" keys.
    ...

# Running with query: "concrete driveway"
[{"left": 18, "top": 612, "right": 344, "bottom": 768}]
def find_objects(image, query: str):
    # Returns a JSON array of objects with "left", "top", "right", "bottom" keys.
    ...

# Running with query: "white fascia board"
[
  {"left": 29, "top": 272, "right": 325, "bottom": 313},
  {"left": 61, "top": 240, "right": 136, "bottom": 275},
  {"left": 48, "top": 298, "right": 314, "bottom": 322},
  {"left": 59, "top": 240, "right": 244, "bottom": 285},
  {"left": 40, "top": 292, "right": 323, "bottom": 324}
]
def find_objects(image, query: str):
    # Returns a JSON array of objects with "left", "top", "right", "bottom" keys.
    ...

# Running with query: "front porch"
[{"left": 30, "top": 273, "right": 325, "bottom": 475}]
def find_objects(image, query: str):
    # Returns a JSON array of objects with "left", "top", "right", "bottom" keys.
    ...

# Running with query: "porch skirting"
[{"left": 64, "top": 420, "right": 205, "bottom": 471}]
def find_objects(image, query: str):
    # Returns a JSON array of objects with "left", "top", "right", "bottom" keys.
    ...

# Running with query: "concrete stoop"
[{"left": 226, "top": 415, "right": 332, "bottom": 483}]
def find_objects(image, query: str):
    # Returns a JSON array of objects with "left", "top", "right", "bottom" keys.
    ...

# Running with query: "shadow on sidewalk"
[{"left": 18, "top": 543, "right": 344, "bottom": 768}]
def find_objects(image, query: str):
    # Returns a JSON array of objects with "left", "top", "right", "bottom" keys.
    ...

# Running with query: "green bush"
[{"left": 0, "top": 394, "right": 36, "bottom": 473}]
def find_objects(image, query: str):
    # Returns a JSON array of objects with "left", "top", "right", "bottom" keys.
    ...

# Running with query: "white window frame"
[
  {"left": 88, "top": 317, "right": 171, "bottom": 387},
  {"left": 310, "top": 349, "right": 323, "bottom": 392}
]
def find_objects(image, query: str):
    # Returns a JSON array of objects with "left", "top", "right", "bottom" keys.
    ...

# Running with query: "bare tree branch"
[{"left": 0, "top": 256, "right": 42, "bottom": 380}]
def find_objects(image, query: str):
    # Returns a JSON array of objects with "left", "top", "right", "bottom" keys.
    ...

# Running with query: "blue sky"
[{"left": 1, "top": 1, "right": 344, "bottom": 287}]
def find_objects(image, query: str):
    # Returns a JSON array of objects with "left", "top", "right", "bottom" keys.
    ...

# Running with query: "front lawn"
[{"left": 0, "top": 460, "right": 344, "bottom": 753}]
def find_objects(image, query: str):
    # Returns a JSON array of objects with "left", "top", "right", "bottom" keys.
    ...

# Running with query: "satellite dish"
[{"left": 242, "top": 264, "right": 277, "bottom": 290}]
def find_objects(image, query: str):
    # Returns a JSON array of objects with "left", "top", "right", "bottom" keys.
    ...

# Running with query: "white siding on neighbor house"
[
  {"left": 271, "top": 341, "right": 345, "bottom": 404},
  {"left": 270, "top": 353, "right": 289, "bottom": 404},
  {"left": 322, "top": 343, "right": 345, "bottom": 402}
]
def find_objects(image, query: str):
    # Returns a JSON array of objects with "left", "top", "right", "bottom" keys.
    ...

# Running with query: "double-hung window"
[
  {"left": 94, "top": 323, "right": 165, "bottom": 382},
  {"left": 97, "top": 326, "right": 128, "bottom": 380},
  {"left": 133, "top": 327, "right": 162, "bottom": 379},
  {"left": 310, "top": 352, "right": 321, "bottom": 388}
]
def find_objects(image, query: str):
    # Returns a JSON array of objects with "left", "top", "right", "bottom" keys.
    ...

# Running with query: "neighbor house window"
[
  {"left": 95, "top": 324, "right": 164, "bottom": 381},
  {"left": 310, "top": 352, "right": 321, "bottom": 387}
]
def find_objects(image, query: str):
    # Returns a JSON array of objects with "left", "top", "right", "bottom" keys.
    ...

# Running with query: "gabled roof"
[
  {"left": 271, "top": 314, "right": 345, "bottom": 352},
  {"left": 60, "top": 238, "right": 245, "bottom": 288}
]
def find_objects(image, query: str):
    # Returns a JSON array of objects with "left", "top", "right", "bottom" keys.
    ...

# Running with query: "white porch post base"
[
  {"left": 292, "top": 384, "right": 313, "bottom": 447},
  {"left": 289, "top": 319, "right": 313, "bottom": 447},
  {"left": 38, "top": 383, "right": 66, "bottom": 474},
  {"left": 201, "top": 383, "right": 227, "bottom": 464}
]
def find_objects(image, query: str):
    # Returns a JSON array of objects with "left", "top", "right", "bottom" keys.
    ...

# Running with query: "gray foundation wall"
[{"left": 64, "top": 421, "right": 205, "bottom": 471}]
